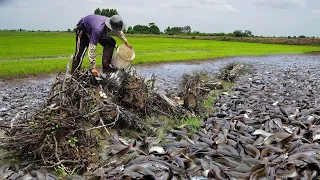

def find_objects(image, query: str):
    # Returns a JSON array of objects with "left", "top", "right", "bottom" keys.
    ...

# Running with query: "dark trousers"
[{"left": 71, "top": 25, "right": 116, "bottom": 74}]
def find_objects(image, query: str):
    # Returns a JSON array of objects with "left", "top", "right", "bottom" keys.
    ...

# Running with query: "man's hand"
[
  {"left": 91, "top": 68, "right": 99, "bottom": 77},
  {"left": 125, "top": 42, "right": 133, "bottom": 49}
]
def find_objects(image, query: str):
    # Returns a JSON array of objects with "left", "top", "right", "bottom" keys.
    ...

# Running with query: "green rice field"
[{"left": 1, "top": 31, "right": 320, "bottom": 78}]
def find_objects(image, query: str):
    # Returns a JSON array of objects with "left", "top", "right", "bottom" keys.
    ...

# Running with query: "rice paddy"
[{"left": 1, "top": 31, "right": 320, "bottom": 78}]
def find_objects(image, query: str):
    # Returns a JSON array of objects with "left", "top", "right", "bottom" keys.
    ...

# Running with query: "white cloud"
[
  {"left": 219, "top": 4, "right": 239, "bottom": 12},
  {"left": 87, "top": 0, "right": 103, "bottom": 4},
  {"left": 311, "top": 9, "right": 320, "bottom": 14},
  {"left": 255, "top": 0, "right": 306, "bottom": 9},
  {"left": 158, "top": 0, "right": 239, "bottom": 12}
]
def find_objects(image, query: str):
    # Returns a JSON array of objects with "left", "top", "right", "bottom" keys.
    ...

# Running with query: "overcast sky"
[{"left": 0, "top": 0, "right": 319, "bottom": 37}]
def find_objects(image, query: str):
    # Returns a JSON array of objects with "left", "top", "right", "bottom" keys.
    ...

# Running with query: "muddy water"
[
  {"left": 0, "top": 54, "right": 319, "bottom": 122},
  {"left": 135, "top": 54, "right": 320, "bottom": 91}
]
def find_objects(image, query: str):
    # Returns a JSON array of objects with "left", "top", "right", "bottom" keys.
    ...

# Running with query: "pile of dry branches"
[{"left": 0, "top": 67, "right": 186, "bottom": 173}]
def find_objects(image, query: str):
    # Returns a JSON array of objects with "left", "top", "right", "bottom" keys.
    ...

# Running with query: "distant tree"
[
  {"left": 97, "top": 8, "right": 118, "bottom": 17},
  {"left": 148, "top": 22, "right": 160, "bottom": 34},
  {"left": 164, "top": 27, "right": 171, "bottom": 34},
  {"left": 193, "top": 31, "right": 200, "bottom": 34},
  {"left": 149, "top": 25, "right": 160, "bottom": 34},
  {"left": 149, "top": 22, "right": 155, "bottom": 27},
  {"left": 288, "top": 36, "right": 291, "bottom": 38},
  {"left": 173, "top": 27, "right": 183, "bottom": 34},
  {"left": 183, "top": 26, "right": 191, "bottom": 33},
  {"left": 233, "top": 30, "right": 243, "bottom": 37},
  {"left": 132, "top": 25, "right": 150, "bottom": 34},
  {"left": 298, "top": 35, "right": 306, "bottom": 38},
  {"left": 94, "top": 8, "right": 101, "bottom": 15},
  {"left": 106, "top": 9, "right": 110, "bottom": 16},
  {"left": 107, "top": 9, "right": 118, "bottom": 17},
  {"left": 100, "top": 9, "right": 107, "bottom": 16},
  {"left": 67, "top": 29, "right": 72, "bottom": 32},
  {"left": 127, "top": 26, "right": 133, "bottom": 34},
  {"left": 126, "top": 23, "right": 160, "bottom": 34},
  {"left": 244, "top": 30, "right": 253, "bottom": 37},
  {"left": 164, "top": 26, "right": 190, "bottom": 35},
  {"left": 233, "top": 30, "right": 253, "bottom": 37}
]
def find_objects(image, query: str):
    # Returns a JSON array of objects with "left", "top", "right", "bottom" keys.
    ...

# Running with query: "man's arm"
[
  {"left": 88, "top": 43, "right": 97, "bottom": 69},
  {"left": 114, "top": 31, "right": 127, "bottom": 42},
  {"left": 88, "top": 43, "right": 99, "bottom": 76},
  {"left": 114, "top": 31, "right": 132, "bottom": 49},
  {"left": 87, "top": 31, "right": 100, "bottom": 76}
]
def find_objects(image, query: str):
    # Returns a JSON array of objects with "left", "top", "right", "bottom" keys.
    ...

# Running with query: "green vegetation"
[
  {"left": 127, "top": 23, "right": 161, "bottom": 35},
  {"left": 202, "top": 80, "right": 232, "bottom": 114},
  {"left": 178, "top": 116, "right": 201, "bottom": 133},
  {"left": 94, "top": 8, "right": 118, "bottom": 17},
  {"left": 164, "top": 26, "right": 191, "bottom": 35},
  {"left": 1, "top": 31, "right": 320, "bottom": 78},
  {"left": 54, "top": 167, "right": 68, "bottom": 179},
  {"left": 150, "top": 115, "right": 201, "bottom": 139},
  {"left": 68, "top": 137, "right": 79, "bottom": 148},
  {"left": 233, "top": 30, "right": 253, "bottom": 37}
]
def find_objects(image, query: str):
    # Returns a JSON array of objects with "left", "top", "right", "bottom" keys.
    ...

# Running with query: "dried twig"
[
  {"left": 40, "top": 160, "right": 80, "bottom": 169},
  {"left": 99, "top": 118, "right": 111, "bottom": 136}
]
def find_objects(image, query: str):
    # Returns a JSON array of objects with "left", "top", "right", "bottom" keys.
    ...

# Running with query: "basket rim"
[{"left": 117, "top": 44, "right": 135, "bottom": 61}]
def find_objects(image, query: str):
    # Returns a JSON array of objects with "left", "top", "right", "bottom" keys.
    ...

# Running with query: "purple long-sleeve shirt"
[
  {"left": 79, "top": 14, "right": 107, "bottom": 45},
  {"left": 78, "top": 14, "right": 127, "bottom": 45}
]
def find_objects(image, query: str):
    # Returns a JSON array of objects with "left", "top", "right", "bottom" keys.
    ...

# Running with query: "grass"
[
  {"left": 1, "top": 31, "right": 320, "bottom": 78},
  {"left": 178, "top": 116, "right": 201, "bottom": 133},
  {"left": 202, "top": 80, "right": 233, "bottom": 114},
  {"left": 149, "top": 115, "right": 202, "bottom": 139}
]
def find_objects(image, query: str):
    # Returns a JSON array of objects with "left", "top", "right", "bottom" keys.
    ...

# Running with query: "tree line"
[
  {"left": 92, "top": 8, "right": 256, "bottom": 37},
  {"left": 92, "top": 8, "right": 320, "bottom": 38}
]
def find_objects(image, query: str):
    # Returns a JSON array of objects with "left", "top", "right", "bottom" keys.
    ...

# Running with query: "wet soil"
[{"left": 0, "top": 54, "right": 319, "bottom": 122}]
